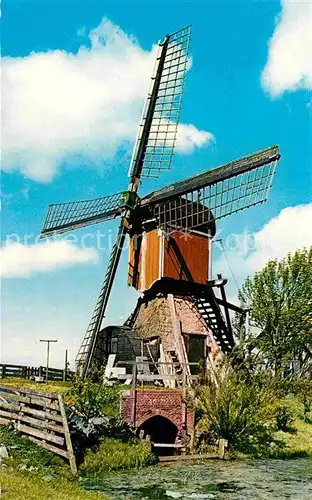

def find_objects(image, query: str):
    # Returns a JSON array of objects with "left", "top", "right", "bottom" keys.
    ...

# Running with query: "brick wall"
[{"left": 121, "top": 389, "right": 194, "bottom": 434}]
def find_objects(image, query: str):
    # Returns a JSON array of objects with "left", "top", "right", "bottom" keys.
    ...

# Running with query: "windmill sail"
[
  {"left": 75, "top": 222, "right": 128, "bottom": 375},
  {"left": 128, "top": 26, "right": 191, "bottom": 179},
  {"left": 75, "top": 27, "right": 191, "bottom": 376},
  {"left": 141, "top": 145, "right": 280, "bottom": 232},
  {"left": 41, "top": 192, "right": 125, "bottom": 237}
]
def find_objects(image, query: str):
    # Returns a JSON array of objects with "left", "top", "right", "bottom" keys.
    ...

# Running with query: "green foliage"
[
  {"left": 80, "top": 438, "right": 154, "bottom": 475},
  {"left": 238, "top": 247, "right": 312, "bottom": 375},
  {"left": 275, "top": 406, "right": 294, "bottom": 432},
  {"left": 66, "top": 373, "right": 122, "bottom": 420},
  {"left": 66, "top": 375, "right": 132, "bottom": 464},
  {"left": 195, "top": 362, "right": 283, "bottom": 457}
]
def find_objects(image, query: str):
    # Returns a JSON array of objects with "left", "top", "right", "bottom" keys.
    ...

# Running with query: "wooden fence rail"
[
  {"left": 0, "top": 386, "right": 77, "bottom": 473},
  {"left": 0, "top": 364, "right": 73, "bottom": 382}
]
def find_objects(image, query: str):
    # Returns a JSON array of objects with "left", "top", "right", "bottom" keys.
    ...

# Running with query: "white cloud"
[
  {"left": 176, "top": 123, "right": 214, "bottom": 153},
  {"left": 213, "top": 203, "right": 312, "bottom": 298},
  {"left": 261, "top": 0, "right": 312, "bottom": 97},
  {"left": 2, "top": 18, "right": 213, "bottom": 182},
  {"left": 0, "top": 240, "right": 99, "bottom": 278}
]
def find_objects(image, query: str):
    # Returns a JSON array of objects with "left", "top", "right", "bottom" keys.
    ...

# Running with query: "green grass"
[
  {"left": 270, "top": 418, "right": 312, "bottom": 458},
  {"left": 0, "top": 378, "right": 70, "bottom": 395},
  {"left": 0, "top": 469, "right": 106, "bottom": 500},
  {"left": 80, "top": 438, "right": 155, "bottom": 475},
  {"left": 0, "top": 427, "right": 108, "bottom": 499}
]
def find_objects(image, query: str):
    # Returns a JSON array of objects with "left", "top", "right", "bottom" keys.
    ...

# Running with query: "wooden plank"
[
  {"left": 17, "top": 422, "right": 64, "bottom": 446},
  {"left": 28, "top": 437, "right": 69, "bottom": 459},
  {"left": 116, "top": 360, "right": 199, "bottom": 366},
  {"left": 0, "top": 401, "right": 63, "bottom": 423},
  {"left": 0, "top": 416, "right": 11, "bottom": 426},
  {"left": 0, "top": 392, "right": 59, "bottom": 410},
  {"left": 0, "top": 410, "right": 64, "bottom": 433},
  {"left": 117, "top": 374, "right": 197, "bottom": 381},
  {"left": 159, "top": 453, "right": 218, "bottom": 462},
  {"left": 31, "top": 397, "right": 59, "bottom": 410},
  {"left": 20, "top": 406, "right": 63, "bottom": 423},
  {"left": 20, "top": 415, "right": 64, "bottom": 434},
  {"left": 58, "top": 394, "right": 77, "bottom": 474},
  {"left": 0, "top": 364, "right": 24, "bottom": 369},
  {"left": 14, "top": 387, "right": 59, "bottom": 400},
  {"left": 0, "top": 401, "right": 20, "bottom": 412},
  {"left": 152, "top": 443, "right": 183, "bottom": 448}
]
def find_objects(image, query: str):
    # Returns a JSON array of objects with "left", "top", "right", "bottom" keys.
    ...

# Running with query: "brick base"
[{"left": 121, "top": 389, "right": 194, "bottom": 436}]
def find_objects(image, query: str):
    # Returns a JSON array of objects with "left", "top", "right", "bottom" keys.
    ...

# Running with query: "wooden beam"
[
  {"left": 0, "top": 410, "right": 64, "bottom": 433},
  {"left": 0, "top": 402, "right": 63, "bottom": 423},
  {"left": 58, "top": 395, "right": 77, "bottom": 475},
  {"left": 27, "top": 437, "right": 69, "bottom": 459},
  {"left": 17, "top": 422, "right": 65, "bottom": 446},
  {"left": 215, "top": 297, "right": 244, "bottom": 314}
]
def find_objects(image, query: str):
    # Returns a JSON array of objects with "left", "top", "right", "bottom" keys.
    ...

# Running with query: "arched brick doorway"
[{"left": 137, "top": 415, "right": 178, "bottom": 455}]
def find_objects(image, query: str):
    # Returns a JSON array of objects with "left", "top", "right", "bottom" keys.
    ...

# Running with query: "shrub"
[
  {"left": 195, "top": 362, "right": 281, "bottom": 457},
  {"left": 66, "top": 374, "right": 122, "bottom": 420},
  {"left": 66, "top": 374, "right": 133, "bottom": 463},
  {"left": 276, "top": 406, "right": 294, "bottom": 432},
  {"left": 80, "top": 438, "right": 154, "bottom": 474}
]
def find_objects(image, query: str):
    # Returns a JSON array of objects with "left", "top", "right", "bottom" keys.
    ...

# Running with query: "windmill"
[{"left": 41, "top": 26, "right": 281, "bottom": 379}]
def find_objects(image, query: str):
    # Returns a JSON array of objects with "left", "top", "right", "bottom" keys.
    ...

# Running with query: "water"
[{"left": 82, "top": 458, "right": 312, "bottom": 499}]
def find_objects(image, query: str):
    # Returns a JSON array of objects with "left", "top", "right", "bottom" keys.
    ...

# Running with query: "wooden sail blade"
[
  {"left": 128, "top": 26, "right": 191, "bottom": 180},
  {"left": 75, "top": 222, "right": 128, "bottom": 377},
  {"left": 140, "top": 145, "right": 281, "bottom": 231},
  {"left": 41, "top": 192, "right": 125, "bottom": 237}
]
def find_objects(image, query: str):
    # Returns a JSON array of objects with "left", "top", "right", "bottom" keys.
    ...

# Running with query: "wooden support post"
[
  {"left": 58, "top": 395, "right": 77, "bottom": 474},
  {"left": 218, "top": 438, "right": 228, "bottom": 459},
  {"left": 131, "top": 362, "right": 137, "bottom": 428},
  {"left": 182, "top": 370, "right": 187, "bottom": 427}
]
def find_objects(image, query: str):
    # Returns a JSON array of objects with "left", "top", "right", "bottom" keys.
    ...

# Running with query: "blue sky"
[{"left": 1, "top": 0, "right": 311, "bottom": 368}]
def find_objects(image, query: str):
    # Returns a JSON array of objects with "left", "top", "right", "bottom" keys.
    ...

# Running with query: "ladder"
[
  {"left": 196, "top": 290, "right": 234, "bottom": 353},
  {"left": 168, "top": 350, "right": 183, "bottom": 387}
]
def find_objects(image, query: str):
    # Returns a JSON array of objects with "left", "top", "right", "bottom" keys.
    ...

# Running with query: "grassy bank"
[
  {"left": 271, "top": 418, "right": 312, "bottom": 458},
  {"left": 0, "top": 426, "right": 107, "bottom": 499},
  {"left": 0, "top": 469, "right": 105, "bottom": 500}
]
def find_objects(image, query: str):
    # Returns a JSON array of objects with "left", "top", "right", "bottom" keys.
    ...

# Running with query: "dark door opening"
[
  {"left": 137, "top": 415, "right": 178, "bottom": 455},
  {"left": 184, "top": 334, "right": 207, "bottom": 374}
]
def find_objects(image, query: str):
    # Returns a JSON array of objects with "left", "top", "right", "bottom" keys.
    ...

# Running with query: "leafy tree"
[{"left": 238, "top": 247, "right": 312, "bottom": 375}]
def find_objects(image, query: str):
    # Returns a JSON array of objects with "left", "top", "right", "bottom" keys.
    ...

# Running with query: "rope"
[{"left": 217, "top": 239, "right": 240, "bottom": 292}]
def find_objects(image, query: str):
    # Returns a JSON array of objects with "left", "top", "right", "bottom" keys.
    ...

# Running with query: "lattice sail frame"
[
  {"left": 141, "top": 145, "right": 280, "bottom": 233},
  {"left": 41, "top": 192, "right": 125, "bottom": 237},
  {"left": 128, "top": 26, "right": 191, "bottom": 179}
]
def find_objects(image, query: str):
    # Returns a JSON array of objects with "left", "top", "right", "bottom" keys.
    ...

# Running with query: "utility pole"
[
  {"left": 40, "top": 339, "right": 58, "bottom": 382},
  {"left": 63, "top": 349, "right": 68, "bottom": 382}
]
